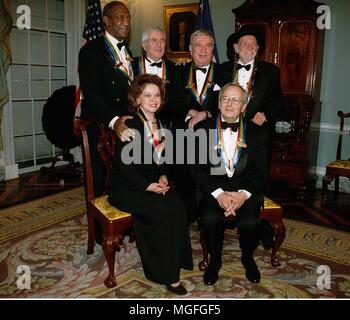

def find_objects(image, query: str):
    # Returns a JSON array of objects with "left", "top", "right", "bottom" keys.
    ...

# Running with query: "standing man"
[
  {"left": 78, "top": 1, "right": 134, "bottom": 244},
  {"left": 217, "top": 26, "right": 283, "bottom": 166},
  {"left": 193, "top": 83, "right": 271, "bottom": 285},
  {"left": 132, "top": 26, "right": 182, "bottom": 126},
  {"left": 180, "top": 29, "right": 221, "bottom": 129},
  {"left": 79, "top": 1, "right": 134, "bottom": 197},
  {"left": 173, "top": 30, "right": 221, "bottom": 223}
]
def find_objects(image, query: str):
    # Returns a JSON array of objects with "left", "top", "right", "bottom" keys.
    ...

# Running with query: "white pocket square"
[{"left": 213, "top": 84, "right": 221, "bottom": 91}]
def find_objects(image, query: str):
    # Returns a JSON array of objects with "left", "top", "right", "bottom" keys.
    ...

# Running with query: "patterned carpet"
[{"left": 0, "top": 189, "right": 349, "bottom": 298}]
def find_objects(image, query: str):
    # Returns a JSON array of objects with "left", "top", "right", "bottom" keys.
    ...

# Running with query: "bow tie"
[
  {"left": 145, "top": 57, "right": 163, "bottom": 68},
  {"left": 193, "top": 66, "right": 207, "bottom": 74},
  {"left": 150, "top": 61, "right": 163, "bottom": 68},
  {"left": 117, "top": 41, "right": 126, "bottom": 50},
  {"left": 221, "top": 121, "right": 239, "bottom": 132},
  {"left": 237, "top": 63, "right": 251, "bottom": 71}
]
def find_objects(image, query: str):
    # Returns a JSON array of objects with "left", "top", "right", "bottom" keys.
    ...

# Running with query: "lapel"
[
  {"left": 101, "top": 35, "right": 134, "bottom": 82},
  {"left": 209, "top": 115, "right": 249, "bottom": 177},
  {"left": 245, "top": 61, "right": 265, "bottom": 119},
  {"left": 185, "top": 62, "right": 215, "bottom": 107}
]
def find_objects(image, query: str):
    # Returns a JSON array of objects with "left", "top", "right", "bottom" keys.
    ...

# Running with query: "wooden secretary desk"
[{"left": 232, "top": 0, "right": 325, "bottom": 197}]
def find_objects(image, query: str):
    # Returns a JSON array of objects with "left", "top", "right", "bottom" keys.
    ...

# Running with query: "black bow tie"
[
  {"left": 150, "top": 61, "right": 163, "bottom": 68},
  {"left": 117, "top": 41, "right": 126, "bottom": 50},
  {"left": 145, "top": 57, "right": 163, "bottom": 68},
  {"left": 193, "top": 66, "right": 207, "bottom": 74},
  {"left": 221, "top": 121, "right": 239, "bottom": 132},
  {"left": 237, "top": 63, "right": 251, "bottom": 71}
]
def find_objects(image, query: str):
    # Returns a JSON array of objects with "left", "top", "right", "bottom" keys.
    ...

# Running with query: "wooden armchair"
[
  {"left": 198, "top": 196, "right": 286, "bottom": 271},
  {"left": 76, "top": 118, "right": 132, "bottom": 288},
  {"left": 322, "top": 111, "right": 350, "bottom": 205}
]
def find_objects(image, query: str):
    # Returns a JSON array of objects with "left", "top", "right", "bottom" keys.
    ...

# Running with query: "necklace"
[{"left": 232, "top": 56, "right": 258, "bottom": 98}]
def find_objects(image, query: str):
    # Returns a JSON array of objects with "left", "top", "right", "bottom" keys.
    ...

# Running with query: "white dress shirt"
[
  {"left": 237, "top": 58, "right": 254, "bottom": 91},
  {"left": 145, "top": 56, "right": 163, "bottom": 78},
  {"left": 211, "top": 117, "right": 251, "bottom": 200},
  {"left": 195, "top": 63, "right": 210, "bottom": 94}
]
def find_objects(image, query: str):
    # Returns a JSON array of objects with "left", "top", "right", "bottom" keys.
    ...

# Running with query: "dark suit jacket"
[
  {"left": 78, "top": 35, "right": 134, "bottom": 126},
  {"left": 217, "top": 60, "right": 283, "bottom": 128},
  {"left": 132, "top": 56, "right": 183, "bottom": 126},
  {"left": 178, "top": 61, "right": 221, "bottom": 125},
  {"left": 192, "top": 115, "right": 268, "bottom": 203}
]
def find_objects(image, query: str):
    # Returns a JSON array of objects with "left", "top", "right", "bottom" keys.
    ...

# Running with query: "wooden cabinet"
[{"left": 232, "top": 0, "right": 325, "bottom": 196}]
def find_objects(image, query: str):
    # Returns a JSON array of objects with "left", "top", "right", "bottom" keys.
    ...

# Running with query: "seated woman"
[{"left": 108, "top": 74, "right": 193, "bottom": 295}]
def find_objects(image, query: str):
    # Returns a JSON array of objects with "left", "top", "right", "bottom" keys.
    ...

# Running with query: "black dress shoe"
[
  {"left": 203, "top": 266, "right": 219, "bottom": 285},
  {"left": 260, "top": 219, "right": 274, "bottom": 249},
  {"left": 166, "top": 284, "right": 187, "bottom": 295},
  {"left": 241, "top": 255, "right": 261, "bottom": 283}
]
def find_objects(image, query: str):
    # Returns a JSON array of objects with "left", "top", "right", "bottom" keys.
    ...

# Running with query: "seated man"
[{"left": 192, "top": 83, "right": 272, "bottom": 285}]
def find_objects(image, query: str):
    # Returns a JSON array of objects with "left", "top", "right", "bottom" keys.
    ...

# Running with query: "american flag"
[{"left": 74, "top": 0, "right": 104, "bottom": 118}]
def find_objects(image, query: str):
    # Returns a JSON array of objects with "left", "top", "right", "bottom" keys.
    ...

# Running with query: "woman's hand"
[
  {"left": 146, "top": 182, "right": 170, "bottom": 195},
  {"left": 159, "top": 175, "right": 168, "bottom": 188}
]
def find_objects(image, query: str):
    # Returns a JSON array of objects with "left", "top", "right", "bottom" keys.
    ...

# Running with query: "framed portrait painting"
[{"left": 163, "top": 3, "right": 199, "bottom": 61}]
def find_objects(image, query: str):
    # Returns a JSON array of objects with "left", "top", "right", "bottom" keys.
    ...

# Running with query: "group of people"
[{"left": 78, "top": 1, "right": 283, "bottom": 295}]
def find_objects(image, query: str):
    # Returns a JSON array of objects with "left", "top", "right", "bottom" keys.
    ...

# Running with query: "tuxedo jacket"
[
  {"left": 217, "top": 60, "right": 283, "bottom": 128},
  {"left": 78, "top": 35, "right": 134, "bottom": 126},
  {"left": 192, "top": 115, "right": 268, "bottom": 203},
  {"left": 178, "top": 61, "right": 221, "bottom": 124},
  {"left": 132, "top": 56, "right": 183, "bottom": 125}
]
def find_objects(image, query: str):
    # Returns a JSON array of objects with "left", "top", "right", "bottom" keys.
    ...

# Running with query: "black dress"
[{"left": 108, "top": 111, "right": 193, "bottom": 285}]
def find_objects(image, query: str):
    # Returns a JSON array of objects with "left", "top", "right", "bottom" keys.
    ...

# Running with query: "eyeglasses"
[{"left": 220, "top": 96, "right": 243, "bottom": 105}]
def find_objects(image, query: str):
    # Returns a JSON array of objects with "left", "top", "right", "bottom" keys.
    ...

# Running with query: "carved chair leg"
[
  {"left": 103, "top": 234, "right": 120, "bottom": 288},
  {"left": 198, "top": 231, "right": 209, "bottom": 271},
  {"left": 87, "top": 215, "right": 95, "bottom": 254},
  {"left": 322, "top": 175, "right": 335, "bottom": 205},
  {"left": 270, "top": 221, "right": 286, "bottom": 267}
]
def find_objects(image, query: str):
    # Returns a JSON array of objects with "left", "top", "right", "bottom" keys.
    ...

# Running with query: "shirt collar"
[
  {"left": 105, "top": 31, "right": 125, "bottom": 51},
  {"left": 237, "top": 58, "right": 254, "bottom": 67}
]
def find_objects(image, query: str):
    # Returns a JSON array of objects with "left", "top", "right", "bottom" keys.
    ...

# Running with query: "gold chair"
[
  {"left": 76, "top": 118, "right": 132, "bottom": 288},
  {"left": 322, "top": 111, "right": 350, "bottom": 205},
  {"left": 198, "top": 196, "right": 286, "bottom": 272}
]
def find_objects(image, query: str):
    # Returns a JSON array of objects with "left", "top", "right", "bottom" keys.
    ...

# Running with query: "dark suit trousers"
[{"left": 199, "top": 194, "right": 261, "bottom": 268}]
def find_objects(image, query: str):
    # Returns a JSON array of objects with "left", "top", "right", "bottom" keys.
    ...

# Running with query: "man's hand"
[
  {"left": 224, "top": 191, "right": 247, "bottom": 214},
  {"left": 159, "top": 175, "right": 168, "bottom": 188},
  {"left": 252, "top": 112, "right": 267, "bottom": 126},
  {"left": 188, "top": 110, "right": 207, "bottom": 128},
  {"left": 114, "top": 115, "right": 135, "bottom": 142},
  {"left": 217, "top": 193, "right": 236, "bottom": 216},
  {"left": 146, "top": 182, "right": 170, "bottom": 195}
]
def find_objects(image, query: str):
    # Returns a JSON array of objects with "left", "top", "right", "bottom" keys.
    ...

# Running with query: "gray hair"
[
  {"left": 219, "top": 83, "right": 249, "bottom": 105},
  {"left": 141, "top": 26, "right": 166, "bottom": 44},
  {"left": 190, "top": 29, "right": 214, "bottom": 46}
]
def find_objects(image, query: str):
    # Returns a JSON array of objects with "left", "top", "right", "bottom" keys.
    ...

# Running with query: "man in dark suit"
[
  {"left": 132, "top": 26, "right": 183, "bottom": 127},
  {"left": 217, "top": 26, "right": 283, "bottom": 166},
  {"left": 78, "top": 1, "right": 135, "bottom": 244},
  {"left": 79, "top": 1, "right": 135, "bottom": 196},
  {"left": 178, "top": 29, "right": 221, "bottom": 129},
  {"left": 193, "top": 83, "right": 270, "bottom": 285},
  {"left": 173, "top": 29, "right": 221, "bottom": 223}
]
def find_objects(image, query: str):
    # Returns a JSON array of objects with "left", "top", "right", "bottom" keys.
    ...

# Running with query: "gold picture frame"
[{"left": 163, "top": 3, "right": 199, "bottom": 61}]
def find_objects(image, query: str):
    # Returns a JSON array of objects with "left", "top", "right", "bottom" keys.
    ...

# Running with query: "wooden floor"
[{"left": 1, "top": 165, "right": 349, "bottom": 233}]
